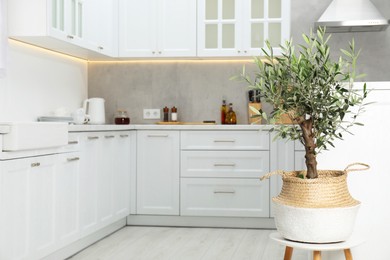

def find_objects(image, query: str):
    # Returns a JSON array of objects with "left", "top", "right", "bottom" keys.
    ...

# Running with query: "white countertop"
[
  {"left": 0, "top": 125, "right": 11, "bottom": 134},
  {"left": 68, "top": 124, "right": 274, "bottom": 132}
]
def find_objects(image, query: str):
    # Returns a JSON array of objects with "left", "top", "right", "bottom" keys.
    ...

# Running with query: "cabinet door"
[
  {"left": 55, "top": 152, "right": 81, "bottom": 247},
  {"left": 137, "top": 131, "right": 180, "bottom": 215},
  {"left": 50, "top": 0, "right": 86, "bottom": 47},
  {"left": 79, "top": 134, "right": 100, "bottom": 236},
  {"left": 242, "top": 0, "right": 290, "bottom": 56},
  {"left": 84, "top": 0, "right": 119, "bottom": 56},
  {"left": 119, "top": 0, "right": 158, "bottom": 57},
  {"left": 0, "top": 159, "right": 30, "bottom": 260},
  {"left": 98, "top": 133, "right": 115, "bottom": 225},
  {"left": 157, "top": 0, "right": 197, "bottom": 57},
  {"left": 198, "top": 0, "right": 242, "bottom": 56},
  {"left": 29, "top": 156, "right": 57, "bottom": 258},
  {"left": 112, "top": 132, "right": 131, "bottom": 218}
]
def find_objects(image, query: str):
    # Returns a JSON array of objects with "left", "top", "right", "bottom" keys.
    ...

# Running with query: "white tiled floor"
[{"left": 68, "top": 226, "right": 309, "bottom": 260}]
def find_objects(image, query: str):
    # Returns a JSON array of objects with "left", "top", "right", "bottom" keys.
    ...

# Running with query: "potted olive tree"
[{"left": 237, "top": 27, "right": 370, "bottom": 243}]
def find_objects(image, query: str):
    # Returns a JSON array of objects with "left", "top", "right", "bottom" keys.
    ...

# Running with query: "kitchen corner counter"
[{"left": 68, "top": 124, "right": 274, "bottom": 132}]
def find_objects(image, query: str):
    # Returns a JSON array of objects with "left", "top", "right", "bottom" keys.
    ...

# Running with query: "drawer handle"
[
  {"left": 31, "top": 162, "right": 40, "bottom": 167},
  {"left": 214, "top": 189, "right": 236, "bottom": 194},
  {"left": 120, "top": 134, "right": 129, "bottom": 138},
  {"left": 147, "top": 134, "right": 169, "bottom": 137},
  {"left": 67, "top": 157, "right": 80, "bottom": 162},
  {"left": 105, "top": 135, "right": 115, "bottom": 139},
  {"left": 214, "top": 139, "right": 236, "bottom": 143},
  {"left": 68, "top": 141, "right": 79, "bottom": 145},
  {"left": 214, "top": 163, "right": 236, "bottom": 167},
  {"left": 88, "top": 136, "right": 99, "bottom": 140}
]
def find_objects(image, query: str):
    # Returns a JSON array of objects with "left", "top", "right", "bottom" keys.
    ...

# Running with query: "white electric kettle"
[{"left": 83, "top": 98, "right": 106, "bottom": 124}]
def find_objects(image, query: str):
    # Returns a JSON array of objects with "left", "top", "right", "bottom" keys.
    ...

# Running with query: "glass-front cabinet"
[{"left": 198, "top": 0, "right": 290, "bottom": 57}]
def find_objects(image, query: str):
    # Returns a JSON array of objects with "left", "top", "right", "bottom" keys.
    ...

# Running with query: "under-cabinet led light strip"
[{"left": 9, "top": 39, "right": 255, "bottom": 64}]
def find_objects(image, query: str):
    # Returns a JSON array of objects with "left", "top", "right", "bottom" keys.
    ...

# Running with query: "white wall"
[
  {"left": 0, "top": 40, "right": 87, "bottom": 121},
  {"left": 315, "top": 82, "right": 390, "bottom": 260}
]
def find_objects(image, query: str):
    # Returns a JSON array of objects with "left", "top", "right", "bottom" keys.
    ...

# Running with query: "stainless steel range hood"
[{"left": 315, "top": 0, "right": 390, "bottom": 33}]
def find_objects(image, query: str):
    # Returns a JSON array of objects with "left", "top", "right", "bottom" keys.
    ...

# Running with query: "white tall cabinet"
[
  {"left": 119, "top": 0, "right": 197, "bottom": 57},
  {"left": 136, "top": 131, "right": 180, "bottom": 215}
]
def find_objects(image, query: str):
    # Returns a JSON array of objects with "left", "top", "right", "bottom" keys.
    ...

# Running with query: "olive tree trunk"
[{"left": 300, "top": 119, "right": 318, "bottom": 179}]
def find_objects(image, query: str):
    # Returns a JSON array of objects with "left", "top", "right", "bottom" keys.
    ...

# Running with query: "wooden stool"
[{"left": 269, "top": 232, "right": 365, "bottom": 260}]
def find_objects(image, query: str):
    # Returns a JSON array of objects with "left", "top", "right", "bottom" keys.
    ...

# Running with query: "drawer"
[
  {"left": 60, "top": 133, "right": 81, "bottom": 152},
  {"left": 181, "top": 131, "right": 269, "bottom": 150},
  {"left": 181, "top": 151, "right": 269, "bottom": 178},
  {"left": 180, "top": 178, "right": 269, "bottom": 217}
]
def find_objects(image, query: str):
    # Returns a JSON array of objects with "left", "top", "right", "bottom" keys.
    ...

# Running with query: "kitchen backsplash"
[{"left": 88, "top": 61, "right": 267, "bottom": 124}]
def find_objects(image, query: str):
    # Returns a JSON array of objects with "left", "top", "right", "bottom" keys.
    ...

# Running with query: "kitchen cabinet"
[
  {"left": 180, "top": 130, "right": 270, "bottom": 217},
  {"left": 0, "top": 155, "right": 57, "bottom": 260},
  {"left": 197, "top": 0, "right": 290, "bottom": 57},
  {"left": 119, "top": 0, "right": 196, "bottom": 57},
  {"left": 136, "top": 131, "right": 180, "bottom": 215},
  {"left": 83, "top": 0, "right": 119, "bottom": 56},
  {"left": 78, "top": 131, "right": 131, "bottom": 236},
  {"left": 55, "top": 152, "right": 81, "bottom": 248},
  {"left": 8, "top": 0, "right": 118, "bottom": 59}
]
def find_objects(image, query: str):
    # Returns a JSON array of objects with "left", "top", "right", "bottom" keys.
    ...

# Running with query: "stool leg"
[
  {"left": 344, "top": 248, "right": 353, "bottom": 260},
  {"left": 313, "top": 250, "right": 321, "bottom": 260},
  {"left": 284, "top": 246, "right": 293, "bottom": 260}
]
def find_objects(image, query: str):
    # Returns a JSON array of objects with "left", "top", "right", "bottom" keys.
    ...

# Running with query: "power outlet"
[{"left": 143, "top": 109, "right": 161, "bottom": 119}]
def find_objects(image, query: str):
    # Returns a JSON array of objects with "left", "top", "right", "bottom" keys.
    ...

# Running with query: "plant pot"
[
  {"left": 262, "top": 164, "right": 369, "bottom": 243},
  {"left": 273, "top": 200, "right": 360, "bottom": 243}
]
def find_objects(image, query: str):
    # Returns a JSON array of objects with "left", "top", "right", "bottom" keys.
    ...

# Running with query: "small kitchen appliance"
[{"left": 83, "top": 98, "right": 106, "bottom": 124}]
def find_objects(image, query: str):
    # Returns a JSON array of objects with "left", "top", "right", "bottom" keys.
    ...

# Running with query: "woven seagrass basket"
[{"left": 261, "top": 163, "right": 370, "bottom": 208}]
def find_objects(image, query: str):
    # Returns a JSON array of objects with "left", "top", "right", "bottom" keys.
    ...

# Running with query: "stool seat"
[{"left": 269, "top": 232, "right": 365, "bottom": 260}]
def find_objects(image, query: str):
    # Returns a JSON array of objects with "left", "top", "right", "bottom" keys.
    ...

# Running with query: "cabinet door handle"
[
  {"left": 98, "top": 46, "right": 104, "bottom": 50},
  {"left": 105, "top": 135, "right": 115, "bottom": 139},
  {"left": 152, "top": 51, "right": 156, "bottom": 54},
  {"left": 214, "top": 139, "right": 235, "bottom": 143},
  {"left": 88, "top": 136, "right": 99, "bottom": 140},
  {"left": 67, "top": 157, "right": 80, "bottom": 162},
  {"left": 120, "top": 134, "right": 129, "bottom": 138},
  {"left": 214, "top": 189, "right": 236, "bottom": 194},
  {"left": 31, "top": 162, "right": 41, "bottom": 167},
  {"left": 158, "top": 51, "right": 162, "bottom": 54},
  {"left": 68, "top": 141, "right": 79, "bottom": 145},
  {"left": 67, "top": 35, "right": 74, "bottom": 39},
  {"left": 214, "top": 163, "right": 236, "bottom": 167},
  {"left": 147, "top": 134, "right": 169, "bottom": 137}
]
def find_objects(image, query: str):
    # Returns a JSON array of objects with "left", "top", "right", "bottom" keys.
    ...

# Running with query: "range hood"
[{"left": 315, "top": 0, "right": 390, "bottom": 33}]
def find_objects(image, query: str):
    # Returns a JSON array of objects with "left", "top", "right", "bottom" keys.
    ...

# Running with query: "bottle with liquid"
[
  {"left": 225, "top": 103, "right": 237, "bottom": 124},
  {"left": 221, "top": 100, "right": 227, "bottom": 124},
  {"left": 163, "top": 106, "right": 169, "bottom": 122},
  {"left": 171, "top": 106, "right": 178, "bottom": 122}
]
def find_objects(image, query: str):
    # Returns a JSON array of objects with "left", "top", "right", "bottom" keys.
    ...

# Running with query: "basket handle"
[
  {"left": 344, "top": 163, "right": 370, "bottom": 173},
  {"left": 260, "top": 170, "right": 284, "bottom": 181}
]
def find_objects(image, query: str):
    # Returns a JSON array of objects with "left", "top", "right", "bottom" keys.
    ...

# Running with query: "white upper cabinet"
[
  {"left": 8, "top": 0, "right": 118, "bottom": 59},
  {"left": 83, "top": 0, "right": 119, "bottom": 57},
  {"left": 119, "top": 0, "right": 197, "bottom": 57},
  {"left": 197, "top": 0, "right": 290, "bottom": 57}
]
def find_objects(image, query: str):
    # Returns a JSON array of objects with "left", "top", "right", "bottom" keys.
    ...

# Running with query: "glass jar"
[{"left": 114, "top": 110, "right": 130, "bottom": 125}]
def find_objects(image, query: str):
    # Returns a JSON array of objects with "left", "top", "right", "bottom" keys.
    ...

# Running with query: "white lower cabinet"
[
  {"left": 0, "top": 155, "right": 57, "bottom": 260},
  {"left": 136, "top": 131, "right": 180, "bottom": 215},
  {"left": 181, "top": 178, "right": 269, "bottom": 217},
  {"left": 79, "top": 131, "right": 131, "bottom": 235},
  {"left": 55, "top": 152, "right": 81, "bottom": 248}
]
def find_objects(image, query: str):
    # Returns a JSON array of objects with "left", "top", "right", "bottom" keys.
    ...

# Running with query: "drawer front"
[
  {"left": 181, "top": 151, "right": 269, "bottom": 178},
  {"left": 181, "top": 131, "right": 269, "bottom": 150},
  {"left": 180, "top": 178, "right": 269, "bottom": 217}
]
